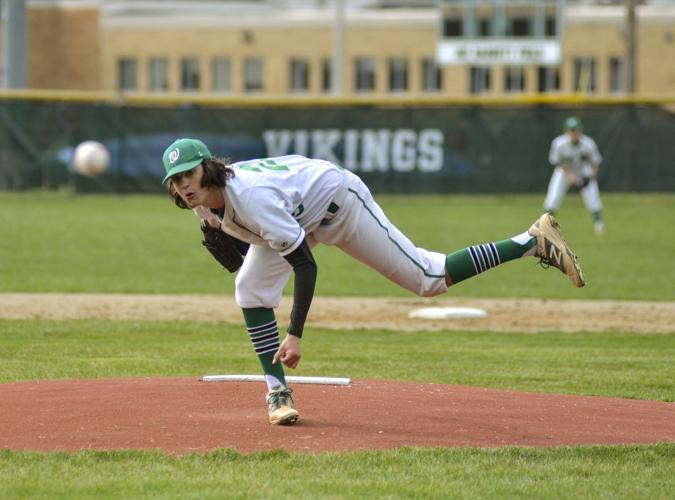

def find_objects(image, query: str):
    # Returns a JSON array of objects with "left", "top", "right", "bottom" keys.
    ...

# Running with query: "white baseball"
[{"left": 72, "top": 141, "right": 110, "bottom": 177}]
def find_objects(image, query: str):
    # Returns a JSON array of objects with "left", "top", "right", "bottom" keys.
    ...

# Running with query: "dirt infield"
[
  {"left": 1, "top": 293, "right": 673, "bottom": 454},
  {"left": 1, "top": 377, "right": 673, "bottom": 454},
  {"left": 2, "top": 292, "right": 674, "bottom": 333}
]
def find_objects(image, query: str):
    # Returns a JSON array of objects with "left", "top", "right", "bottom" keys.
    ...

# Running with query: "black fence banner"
[{"left": 1, "top": 99, "right": 673, "bottom": 193}]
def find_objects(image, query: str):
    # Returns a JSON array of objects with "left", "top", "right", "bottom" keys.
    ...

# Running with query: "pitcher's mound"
[{"left": 1, "top": 377, "right": 673, "bottom": 454}]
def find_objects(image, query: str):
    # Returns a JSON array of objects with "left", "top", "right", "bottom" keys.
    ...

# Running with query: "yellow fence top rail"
[{"left": 1, "top": 89, "right": 675, "bottom": 107}]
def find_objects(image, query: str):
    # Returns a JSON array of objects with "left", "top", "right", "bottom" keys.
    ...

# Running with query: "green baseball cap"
[
  {"left": 564, "top": 116, "right": 583, "bottom": 130},
  {"left": 162, "top": 138, "right": 213, "bottom": 183}
]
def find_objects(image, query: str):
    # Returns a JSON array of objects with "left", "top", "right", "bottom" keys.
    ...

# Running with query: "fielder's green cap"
[
  {"left": 162, "top": 138, "right": 213, "bottom": 183},
  {"left": 564, "top": 116, "right": 583, "bottom": 130}
]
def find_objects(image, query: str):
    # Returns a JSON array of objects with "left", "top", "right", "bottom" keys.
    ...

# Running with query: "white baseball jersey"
[
  {"left": 193, "top": 155, "right": 448, "bottom": 310},
  {"left": 218, "top": 155, "right": 342, "bottom": 256},
  {"left": 549, "top": 134, "right": 602, "bottom": 177}
]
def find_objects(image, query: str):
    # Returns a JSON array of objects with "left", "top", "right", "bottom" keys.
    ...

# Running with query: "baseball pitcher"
[{"left": 163, "top": 138, "right": 586, "bottom": 426}]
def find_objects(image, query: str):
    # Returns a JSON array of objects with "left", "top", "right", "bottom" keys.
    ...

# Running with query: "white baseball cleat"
[
  {"left": 529, "top": 213, "right": 586, "bottom": 288},
  {"left": 594, "top": 221, "right": 605, "bottom": 236},
  {"left": 267, "top": 386, "right": 299, "bottom": 425}
]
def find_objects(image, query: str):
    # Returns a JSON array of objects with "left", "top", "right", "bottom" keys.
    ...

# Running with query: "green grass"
[
  {"left": 0, "top": 445, "right": 673, "bottom": 499},
  {"left": 1, "top": 192, "right": 674, "bottom": 299},
  {"left": 1, "top": 191, "right": 674, "bottom": 497},
  {"left": 1, "top": 319, "right": 673, "bottom": 401}
]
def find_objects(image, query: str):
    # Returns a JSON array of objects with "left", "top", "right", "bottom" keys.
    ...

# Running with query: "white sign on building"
[{"left": 437, "top": 40, "right": 561, "bottom": 65}]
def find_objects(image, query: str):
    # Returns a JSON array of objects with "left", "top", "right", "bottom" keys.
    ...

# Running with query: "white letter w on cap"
[{"left": 169, "top": 149, "right": 180, "bottom": 163}]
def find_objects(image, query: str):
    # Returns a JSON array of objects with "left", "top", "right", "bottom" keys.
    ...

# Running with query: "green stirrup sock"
[
  {"left": 445, "top": 232, "right": 536, "bottom": 285},
  {"left": 242, "top": 307, "right": 287, "bottom": 391}
]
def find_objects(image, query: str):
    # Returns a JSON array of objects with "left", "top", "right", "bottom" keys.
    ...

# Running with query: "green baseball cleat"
[
  {"left": 266, "top": 386, "right": 299, "bottom": 425},
  {"left": 529, "top": 213, "right": 586, "bottom": 288}
]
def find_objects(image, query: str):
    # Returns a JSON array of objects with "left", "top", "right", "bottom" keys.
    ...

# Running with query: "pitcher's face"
[{"left": 170, "top": 164, "right": 206, "bottom": 208}]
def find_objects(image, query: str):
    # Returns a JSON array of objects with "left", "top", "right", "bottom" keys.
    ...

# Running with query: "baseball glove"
[
  {"left": 200, "top": 221, "right": 249, "bottom": 273},
  {"left": 576, "top": 176, "right": 592, "bottom": 189}
]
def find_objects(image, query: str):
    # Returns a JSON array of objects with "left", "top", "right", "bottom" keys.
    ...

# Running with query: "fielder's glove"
[
  {"left": 576, "top": 176, "right": 592, "bottom": 189},
  {"left": 200, "top": 220, "right": 249, "bottom": 273}
]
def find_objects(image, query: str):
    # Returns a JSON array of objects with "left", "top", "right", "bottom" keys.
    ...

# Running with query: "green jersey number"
[{"left": 239, "top": 159, "right": 289, "bottom": 173}]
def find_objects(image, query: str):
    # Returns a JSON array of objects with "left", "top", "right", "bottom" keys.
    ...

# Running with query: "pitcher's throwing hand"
[{"left": 162, "top": 138, "right": 585, "bottom": 425}]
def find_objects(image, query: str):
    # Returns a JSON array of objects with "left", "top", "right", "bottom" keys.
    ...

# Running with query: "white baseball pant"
[
  {"left": 544, "top": 166, "right": 603, "bottom": 213},
  {"left": 235, "top": 169, "right": 448, "bottom": 309}
]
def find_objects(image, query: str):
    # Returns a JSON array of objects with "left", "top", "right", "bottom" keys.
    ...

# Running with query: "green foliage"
[
  {"left": 1, "top": 192, "right": 674, "bottom": 299},
  {"left": 0, "top": 445, "right": 673, "bottom": 499},
  {"left": 1, "top": 319, "right": 673, "bottom": 401}
]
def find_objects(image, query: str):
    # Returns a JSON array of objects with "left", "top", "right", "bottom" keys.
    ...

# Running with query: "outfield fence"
[{"left": 0, "top": 92, "right": 673, "bottom": 193}]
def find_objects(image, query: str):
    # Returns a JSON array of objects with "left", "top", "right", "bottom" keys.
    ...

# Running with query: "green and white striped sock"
[
  {"left": 242, "top": 307, "right": 287, "bottom": 391},
  {"left": 445, "top": 231, "right": 536, "bottom": 285}
]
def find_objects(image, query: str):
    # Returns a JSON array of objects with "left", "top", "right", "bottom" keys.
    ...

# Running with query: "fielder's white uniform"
[
  {"left": 544, "top": 133, "right": 603, "bottom": 213},
  {"left": 196, "top": 155, "right": 447, "bottom": 309}
]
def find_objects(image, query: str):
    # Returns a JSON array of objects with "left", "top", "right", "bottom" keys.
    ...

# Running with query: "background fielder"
[
  {"left": 163, "top": 138, "right": 586, "bottom": 426},
  {"left": 544, "top": 116, "right": 605, "bottom": 235}
]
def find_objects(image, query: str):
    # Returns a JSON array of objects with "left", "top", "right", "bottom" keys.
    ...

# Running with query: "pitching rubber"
[{"left": 201, "top": 374, "right": 352, "bottom": 386}]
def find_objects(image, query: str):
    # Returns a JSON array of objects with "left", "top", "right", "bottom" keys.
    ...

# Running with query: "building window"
[
  {"left": 504, "top": 66, "right": 525, "bottom": 93},
  {"left": 609, "top": 57, "right": 625, "bottom": 93},
  {"left": 478, "top": 17, "right": 492, "bottom": 37},
  {"left": 421, "top": 58, "right": 442, "bottom": 92},
  {"left": 509, "top": 17, "right": 531, "bottom": 37},
  {"left": 573, "top": 57, "right": 596, "bottom": 93},
  {"left": 148, "top": 58, "right": 168, "bottom": 92},
  {"left": 537, "top": 66, "right": 560, "bottom": 92},
  {"left": 443, "top": 17, "right": 463, "bottom": 37},
  {"left": 355, "top": 58, "right": 376, "bottom": 92},
  {"left": 117, "top": 58, "right": 137, "bottom": 91},
  {"left": 212, "top": 58, "right": 231, "bottom": 92},
  {"left": 545, "top": 16, "right": 557, "bottom": 37},
  {"left": 289, "top": 58, "right": 310, "bottom": 92},
  {"left": 244, "top": 58, "right": 263, "bottom": 92},
  {"left": 181, "top": 57, "right": 200, "bottom": 91},
  {"left": 388, "top": 58, "right": 408, "bottom": 92},
  {"left": 322, "top": 58, "right": 332, "bottom": 93},
  {"left": 469, "top": 66, "right": 491, "bottom": 94}
]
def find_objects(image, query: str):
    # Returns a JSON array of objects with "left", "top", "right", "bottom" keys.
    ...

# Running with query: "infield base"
[{"left": 409, "top": 306, "right": 487, "bottom": 319}]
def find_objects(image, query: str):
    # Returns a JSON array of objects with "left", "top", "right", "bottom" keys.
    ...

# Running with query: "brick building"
[{"left": 13, "top": 0, "right": 675, "bottom": 97}]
